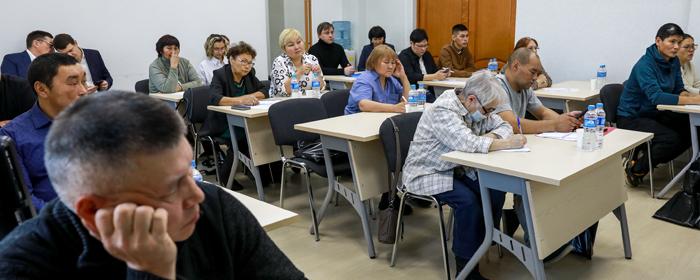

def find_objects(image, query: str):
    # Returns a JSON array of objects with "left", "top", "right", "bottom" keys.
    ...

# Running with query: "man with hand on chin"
[{"left": 0, "top": 91, "right": 305, "bottom": 279}]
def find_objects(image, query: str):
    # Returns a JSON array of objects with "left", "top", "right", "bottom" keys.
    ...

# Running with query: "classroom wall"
[
  {"left": 516, "top": 0, "right": 692, "bottom": 84},
  {"left": 0, "top": 0, "right": 270, "bottom": 91}
]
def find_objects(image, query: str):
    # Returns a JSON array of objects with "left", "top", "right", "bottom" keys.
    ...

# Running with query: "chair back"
[
  {"left": 379, "top": 112, "right": 423, "bottom": 173},
  {"left": 261, "top": 80, "right": 271, "bottom": 96},
  {"left": 134, "top": 79, "right": 149, "bottom": 94},
  {"left": 268, "top": 98, "right": 328, "bottom": 146},
  {"left": 0, "top": 136, "right": 36, "bottom": 240},
  {"left": 320, "top": 89, "right": 351, "bottom": 117},
  {"left": 599, "top": 83, "right": 624, "bottom": 124},
  {"left": 182, "top": 86, "right": 213, "bottom": 125}
]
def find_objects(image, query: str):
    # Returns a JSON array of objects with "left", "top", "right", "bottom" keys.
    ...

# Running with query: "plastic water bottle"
[
  {"left": 596, "top": 64, "right": 607, "bottom": 90},
  {"left": 417, "top": 84, "right": 427, "bottom": 110},
  {"left": 311, "top": 73, "right": 321, "bottom": 98},
  {"left": 488, "top": 58, "right": 498, "bottom": 74},
  {"left": 407, "top": 84, "right": 419, "bottom": 112},
  {"left": 582, "top": 105, "right": 597, "bottom": 152},
  {"left": 191, "top": 160, "right": 203, "bottom": 182},
  {"left": 595, "top": 103, "right": 605, "bottom": 149},
  {"left": 290, "top": 72, "right": 301, "bottom": 98}
]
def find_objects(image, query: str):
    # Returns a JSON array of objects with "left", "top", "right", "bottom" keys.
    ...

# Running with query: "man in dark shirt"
[
  {"left": 0, "top": 74, "right": 36, "bottom": 126},
  {"left": 0, "top": 91, "right": 306, "bottom": 279},
  {"left": 398, "top": 28, "right": 449, "bottom": 102},
  {"left": 0, "top": 53, "right": 88, "bottom": 210},
  {"left": 54, "top": 33, "right": 114, "bottom": 93},
  {"left": 308, "top": 22, "right": 355, "bottom": 76}
]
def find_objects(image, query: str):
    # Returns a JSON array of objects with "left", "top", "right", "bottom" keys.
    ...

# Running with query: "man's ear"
[
  {"left": 75, "top": 195, "right": 109, "bottom": 239},
  {"left": 34, "top": 82, "right": 50, "bottom": 99}
]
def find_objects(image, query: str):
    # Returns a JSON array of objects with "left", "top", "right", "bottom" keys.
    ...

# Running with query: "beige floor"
[{"left": 220, "top": 161, "right": 700, "bottom": 280}]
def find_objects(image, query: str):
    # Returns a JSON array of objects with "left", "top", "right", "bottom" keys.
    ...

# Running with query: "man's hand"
[
  {"left": 95, "top": 203, "right": 177, "bottom": 279},
  {"left": 553, "top": 113, "right": 580, "bottom": 132},
  {"left": 343, "top": 65, "right": 355, "bottom": 76},
  {"left": 505, "top": 134, "right": 527, "bottom": 149},
  {"left": 98, "top": 80, "right": 109, "bottom": 91}
]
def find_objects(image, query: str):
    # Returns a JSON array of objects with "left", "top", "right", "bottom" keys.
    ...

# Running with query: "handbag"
[
  {"left": 378, "top": 118, "right": 402, "bottom": 244},
  {"left": 294, "top": 140, "right": 340, "bottom": 163},
  {"left": 653, "top": 159, "right": 700, "bottom": 228}
]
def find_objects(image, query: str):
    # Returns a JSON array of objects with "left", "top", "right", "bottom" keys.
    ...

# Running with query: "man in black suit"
[
  {"left": 54, "top": 33, "right": 113, "bottom": 93},
  {"left": 1, "top": 30, "right": 54, "bottom": 79},
  {"left": 398, "top": 28, "right": 449, "bottom": 103}
]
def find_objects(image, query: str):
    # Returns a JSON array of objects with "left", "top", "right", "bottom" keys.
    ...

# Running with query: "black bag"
[
  {"left": 571, "top": 222, "right": 599, "bottom": 259},
  {"left": 378, "top": 118, "right": 402, "bottom": 244},
  {"left": 294, "top": 140, "right": 340, "bottom": 163},
  {"left": 653, "top": 159, "right": 700, "bottom": 229}
]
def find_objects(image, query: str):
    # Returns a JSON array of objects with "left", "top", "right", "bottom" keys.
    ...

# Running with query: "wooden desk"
[
  {"left": 150, "top": 91, "right": 184, "bottom": 109},
  {"left": 295, "top": 112, "right": 398, "bottom": 258},
  {"left": 419, "top": 77, "right": 468, "bottom": 96},
  {"left": 218, "top": 185, "right": 300, "bottom": 231},
  {"left": 325, "top": 75, "right": 357, "bottom": 90},
  {"left": 441, "top": 130, "right": 652, "bottom": 280},
  {"left": 534, "top": 81, "right": 600, "bottom": 112},
  {"left": 207, "top": 99, "right": 292, "bottom": 201},
  {"left": 656, "top": 105, "right": 700, "bottom": 198}
]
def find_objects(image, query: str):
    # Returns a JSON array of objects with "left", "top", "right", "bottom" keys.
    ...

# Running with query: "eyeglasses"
[
  {"left": 236, "top": 59, "right": 255, "bottom": 66},
  {"left": 682, "top": 44, "right": 698, "bottom": 50},
  {"left": 413, "top": 43, "right": 429, "bottom": 49}
]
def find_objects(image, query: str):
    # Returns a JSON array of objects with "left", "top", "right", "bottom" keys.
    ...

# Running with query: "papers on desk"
[
  {"left": 684, "top": 105, "right": 700, "bottom": 110},
  {"left": 499, "top": 146, "right": 531, "bottom": 152},
  {"left": 536, "top": 132, "right": 577, "bottom": 141},
  {"left": 251, "top": 100, "right": 283, "bottom": 110},
  {"left": 542, "top": 88, "right": 580, "bottom": 93}
]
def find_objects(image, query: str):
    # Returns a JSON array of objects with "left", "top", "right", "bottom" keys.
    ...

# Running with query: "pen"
[
  {"left": 517, "top": 117, "right": 523, "bottom": 135},
  {"left": 402, "top": 96, "right": 408, "bottom": 103}
]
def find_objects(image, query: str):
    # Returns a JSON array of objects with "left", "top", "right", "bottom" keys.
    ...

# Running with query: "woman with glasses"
[
  {"left": 197, "top": 34, "right": 230, "bottom": 85},
  {"left": 501, "top": 37, "right": 552, "bottom": 90},
  {"left": 149, "top": 34, "right": 202, "bottom": 93},
  {"left": 679, "top": 34, "right": 700, "bottom": 94},
  {"left": 269, "top": 28, "right": 325, "bottom": 97},
  {"left": 344, "top": 45, "right": 410, "bottom": 114},
  {"left": 203, "top": 41, "right": 267, "bottom": 188}
]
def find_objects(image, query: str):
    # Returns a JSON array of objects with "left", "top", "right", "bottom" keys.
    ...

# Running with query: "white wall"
[
  {"left": 341, "top": 0, "right": 415, "bottom": 54},
  {"left": 0, "top": 0, "right": 270, "bottom": 90},
  {"left": 516, "top": 0, "right": 692, "bottom": 84},
  {"left": 311, "top": 0, "right": 344, "bottom": 43}
]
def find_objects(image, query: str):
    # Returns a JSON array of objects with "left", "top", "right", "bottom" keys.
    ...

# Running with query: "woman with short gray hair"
[{"left": 402, "top": 70, "right": 526, "bottom": 279}]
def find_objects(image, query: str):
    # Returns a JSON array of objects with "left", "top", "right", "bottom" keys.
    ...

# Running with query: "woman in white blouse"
[
  {"left": 198, "top": 34, "right": 230, "bottom": 85},
  {"left": 269, "top": 28, "right": 325, "bottom": 97},
  {"left": 679, "top": 34, "right": 700, "bottom": 95}
]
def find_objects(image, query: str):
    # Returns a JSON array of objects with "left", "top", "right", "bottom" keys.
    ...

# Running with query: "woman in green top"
[{"left": 149, "top": 34, "right": 202, "bottom": 93}]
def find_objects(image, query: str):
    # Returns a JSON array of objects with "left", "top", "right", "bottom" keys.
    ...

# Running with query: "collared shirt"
[
  {"left": 402, "top": 90, "right": 513, "bottom": 196},
  {"left": 0, "top": 103, "right": 54, "bottom": 210},
  {"left": 269, "top": 53, "right": 323, "bottom": 97},
  {"left": 0, "top": 181, "right": 307, "bottom": 279},
  {"left": 198, "top": 57, "right": 228, "bottom": 85},
  {"left": 493, "top": 74, "right": 543, "bottom": 118},
  {"left": 344, "top": 70, "right": 403, "bottom": 114},
  {"left": 25, "top": 50, "right": 36, "bottom": 61},
  {"left": 79, "top": 49, "right": 95, "bottom": 85}
]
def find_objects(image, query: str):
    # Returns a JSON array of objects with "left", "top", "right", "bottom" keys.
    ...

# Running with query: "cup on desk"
[
  {"left": 589, "top": 79, "right": 596, "bottom": 91},
  {"left": 576, "top": 128, "right": 584, "bottom": 150}
]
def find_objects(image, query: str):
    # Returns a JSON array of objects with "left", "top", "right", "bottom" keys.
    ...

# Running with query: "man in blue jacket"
[
  {"left": 54, "top": 33, "right": 113, "bottom": 93},
  {"left": 1, "top": 30, "right": 54, "bottom": 79},
  {"left": 618, "top": 23, "right": 700, "bottom": 186}
]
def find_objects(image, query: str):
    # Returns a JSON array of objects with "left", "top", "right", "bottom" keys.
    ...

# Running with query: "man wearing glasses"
[
  {"left": 1, "top": 30, "right": 54, "bottom": 79},
  {"left": 399, "top": 28, "right": 449, "bottom": 103}
]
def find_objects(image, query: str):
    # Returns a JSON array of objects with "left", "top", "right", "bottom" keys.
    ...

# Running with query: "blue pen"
[{"left": 517, "top": 117, "right": 523, "bottom": 135}]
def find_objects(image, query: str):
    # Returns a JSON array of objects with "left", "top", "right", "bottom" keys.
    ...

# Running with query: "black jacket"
[
  {"left": 398, "top": 47, "right": 438, "bottom": 85},
  {"left": 0, "top": 182, "right": 306, "bottom": 279}
]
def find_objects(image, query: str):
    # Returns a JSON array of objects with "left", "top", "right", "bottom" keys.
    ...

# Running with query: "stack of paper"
[
  {"left": 252, "top": 100, "right": 283, "bottom": 110},
  {"left": 536, "top": 132, "right": 577, "bottom": 141},
  {"left": 542, "top": 88, "right": 580, "bottom": 93}
]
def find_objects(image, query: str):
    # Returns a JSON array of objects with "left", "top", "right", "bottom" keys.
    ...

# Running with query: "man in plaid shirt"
[{"left": 402, "top": 70, "right": 526, "bottom": 279}]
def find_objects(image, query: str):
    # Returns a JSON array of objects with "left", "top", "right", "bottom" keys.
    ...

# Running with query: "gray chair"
[{"left": 134, "top": 79, "right": 149, "bottom": 94}]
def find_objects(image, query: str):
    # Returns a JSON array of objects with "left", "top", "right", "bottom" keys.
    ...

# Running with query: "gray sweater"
[{"left": 149, "top": 56, "right": 202, "bottom": 93}]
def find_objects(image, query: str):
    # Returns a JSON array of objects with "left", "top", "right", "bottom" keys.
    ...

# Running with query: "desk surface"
[
  {"left": 534, "top": 80, "right": 600, "bottom": 101},
  {"left": 324, "top": 75, "right": 357, "bottom": 83},
  {"left": 208, "top": 105, "right": 270, "bottom": 118},
  {"left": 294, "top": 112, "right": 398, "bottom": 142},
  {"left": 657, "top": 104, "right": 700, "bottom": 114},
  {"left": 219, "top": 186, "right": 300, "bottom": 231},
  {"left": 150, "top": 91, "right": 184, "bottom": 102},
  {"left": 418, "top": 77, "right": 468, "bottom": 88},
  {"left": 441, "top": 129, "right": 652, "bottom": 186}
]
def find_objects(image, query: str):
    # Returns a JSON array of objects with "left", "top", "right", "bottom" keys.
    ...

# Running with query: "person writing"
[{"left": 344, "top": 45, "right": 409, "bottom": 114}]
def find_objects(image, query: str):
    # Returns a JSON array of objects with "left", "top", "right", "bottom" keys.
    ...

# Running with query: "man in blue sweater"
[{"left": 618, "top": 23, "right": 700, "bottom": 186}]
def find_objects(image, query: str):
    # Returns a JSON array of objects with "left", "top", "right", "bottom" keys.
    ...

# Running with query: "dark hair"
[
  {"left": 656, "top": 23, "right": 684, "bottom": 41},
  {"left": 45, "top": 91, "right": 186, "bottom": 208},
  {"left": 507, "top": 47, "right": 537, "bottom": 67},
  {"left": 409, "top": 28, "right": 429, "bottom": 43},
  {"left": 317, "top": 22, "right": 334, "bottom": 35},
  {"left": 53, "top": 33, "right": 77, "bottom": 50},
  {"left": 26, "top": 30, "right": 53, "bottom": 49},
  {"left": 156, "top": 34, "right": 180, "bottom": 57},
  {"left": 451, "top": 24, "right": 468, "bottom": 35},
  {"left": 227, "top": 41, "right": 257, "bottom": 60},
  {"left": 514, "top": 37, "right": 538, "bottom": 51},
  {"left": 683, "top": 33, "right": 694, "bottom": 41},
  {"left": 27, "top": 53, "right": 78, "bottom": 93},
  {"left": 368, "top": 26, "right": 386, "bottom": 41}
]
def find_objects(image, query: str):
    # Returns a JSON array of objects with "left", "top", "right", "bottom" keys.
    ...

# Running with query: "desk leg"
[
  {"left": 457, "top": 171, "right": 544, "bottom": 280},
  {"left": 613, "top": 204, "right": 632, "bottom": 259},
  {"left": 656, "top": 114, "right": 700, "bottom": 198},
  {"left": 225, "top": 115, "right": 265, "bottom": 201}
]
